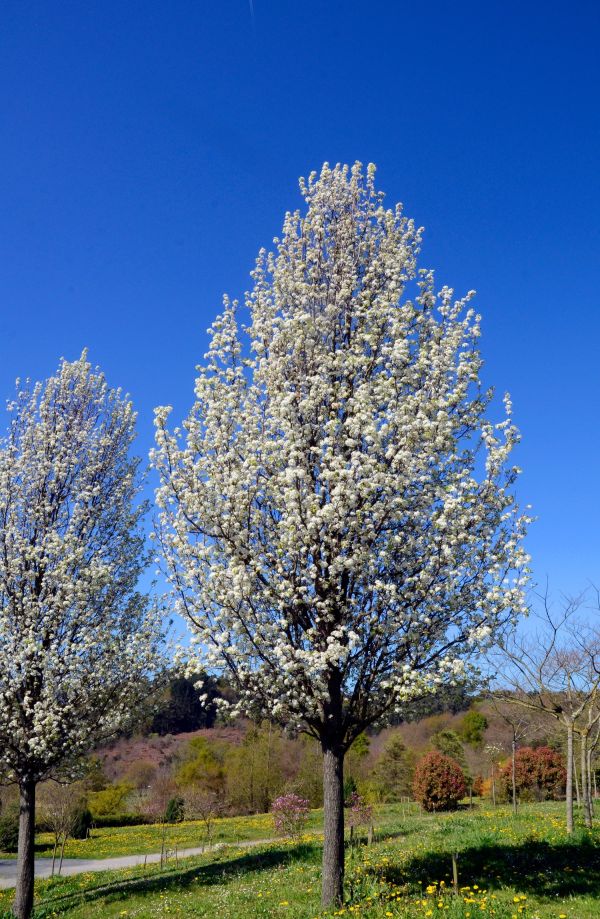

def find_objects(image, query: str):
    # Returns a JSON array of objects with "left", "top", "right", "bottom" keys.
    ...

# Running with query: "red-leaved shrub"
[
  {"left": 412, "top": 751, "right": 466, "bottom": 812},
  {"left": 499, "top": 746, "right": 566, "bottom": 802}
]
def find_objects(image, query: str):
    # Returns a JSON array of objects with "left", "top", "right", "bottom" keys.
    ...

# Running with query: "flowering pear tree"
[
  {"left": 152, "top": 162, "right": 529, "bottom": 906},
  {"left": 0, "top": 354, "right": 164, "bottom": 919}
]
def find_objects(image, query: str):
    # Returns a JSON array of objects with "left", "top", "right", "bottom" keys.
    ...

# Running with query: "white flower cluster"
[
  {"left": 152, "top": 162, "right": 530, "bottom": 747},
  {"left": 0, "top": 353, "right": 164, "bottom": 783}
]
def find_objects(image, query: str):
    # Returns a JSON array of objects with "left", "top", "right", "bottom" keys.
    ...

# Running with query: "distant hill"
[{"left": 98, "top": 724, "right": 246, "bottom": 782}]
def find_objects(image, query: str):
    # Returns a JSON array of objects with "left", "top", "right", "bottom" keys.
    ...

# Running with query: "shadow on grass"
[
  {"left": 30, "top": 842, "right": 317, "bottom": 917},
  {"left": 375, "top": 834, "right": 600, "bottom": 901}
]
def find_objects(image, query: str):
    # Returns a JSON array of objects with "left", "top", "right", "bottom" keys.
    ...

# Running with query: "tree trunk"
[
  {"left": 160, "top": 821, "right": 167, "bottom": 868},
  {"left": 58, "top": 834, "right": 67, "bottom": 875},
  {"left": 321, "top": 744, "right": 344, "bottom": 908},
  {"left": 587, "top": 748, "right": 594, "bottom": 818},
  {"left": 566, "top": 723, "right": 574, "bottom": 834},
  {"left": 13, "top": 778, "right": 36, "bottom": 919},
  {"left": 511, "top": 736, "right": 517, "bottom": 815},
  {"left": 581, "top": 734, "right": 592, "bottom": 828},
  {"left": 51, "top": 837, "right": 58, "bottom": 877}
]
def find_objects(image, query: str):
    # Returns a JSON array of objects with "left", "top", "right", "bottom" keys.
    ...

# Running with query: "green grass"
[
  {"left": 0, "top": 803, "right": 598, "bottom": 918},
  {"left": 35, "top": 810, "right": 287, "bottom": 859},
  {"left": 1, "top": 803, "right": 418, "bottom": 860},
  {"left": 0, "top": 804, "right": 600, "bottom": 919}
]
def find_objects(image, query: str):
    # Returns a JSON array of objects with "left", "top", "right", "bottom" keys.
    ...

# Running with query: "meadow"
[
  {"left": 0, "top": 804, "right": 419, "bottom": 860},
  {"left": 1, "top": 803, "right": 598, "bottom": 918}
]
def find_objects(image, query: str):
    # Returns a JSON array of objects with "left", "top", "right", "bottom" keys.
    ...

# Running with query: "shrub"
[
  {"left": 92, "top": 813, "right": 151, "bottom": 828},
  {"left": 499, "top": 746, "right": 566, "bottom": 802},
  {"left": 71, "top": 806, "right": 93, "bottom": 839},
  {"left": 412, "top": 751, "right": 467, "bottom": 812},
  {"left": 165, "top": 796, "right": 185, "bottom": 823},
  {"left": 472, "top": 775, "right": 484, "bottom": 797},
  {"left": 271, "top": 793, "right": 310, "bottom": 838},
  {"left": 0, "top": 813, "right": 19, "bottom": 853},
  {"left": 88, "top": 782, "right": 133, "bottom": 817}
]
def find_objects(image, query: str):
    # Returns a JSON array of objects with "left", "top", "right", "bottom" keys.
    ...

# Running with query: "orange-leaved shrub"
[{"left": 412, "top": 751, "right": 466, "bottom": 811}]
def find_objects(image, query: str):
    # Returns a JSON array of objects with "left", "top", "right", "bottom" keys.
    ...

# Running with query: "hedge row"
[{"left": 91, "top": 813, "right": 152, "bottom": 828}]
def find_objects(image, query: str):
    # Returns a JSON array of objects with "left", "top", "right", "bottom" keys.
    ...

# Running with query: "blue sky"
[{"left": 1, "top": 0, "right": 599, "bottom": 597}]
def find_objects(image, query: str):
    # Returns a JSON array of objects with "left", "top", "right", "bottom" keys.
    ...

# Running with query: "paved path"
[{"left": 0, "top": 837, "right": 278, "bottom": 889}]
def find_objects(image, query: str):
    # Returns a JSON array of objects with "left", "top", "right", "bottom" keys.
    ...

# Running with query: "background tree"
[
  {"left": 483, "top": 743, "right": 504, "bottom": 806},
  {"left": 124, "top": 760, "right": 158, "bottom": 791},
  {"left": 150, "top": 673, "right": 219, "bottom": 735},
  {"left": 223, "top": 723, "right": 285, "bottom": 814},
  {"left": 490, "top": 696, "right": 540, "bottom": 814},
  {"left": 294, "top": 736, "right": 324, "bottom": 807},
  {"left": 153, "top": 162, "right": 529, "bottom": 906},
  {"left": 81, "top": 757, "right": 109, "bottom": 793},
  {"left": 141, "top": 772, "right": 178, "bottom": 867},
  {"left": 176, "top": 736, "right": 225, "bottom": 798},
  {"left": 183, "top": 787, "right": 223, "bottom": 847},
  {"left": 371, "top": 734, "right": 416, "bottom": 801},
  {"left": 458, "top": 710, "right": 488, "bottom": 749},
  {"left": 432, "top": 730, "right": 470, "bottom": 785},
  {"left": 344, "top": 733, "right": 370, "bottom": 798},
  {"left": 0, "top": 355, "right": 164, "bottom": 919}
]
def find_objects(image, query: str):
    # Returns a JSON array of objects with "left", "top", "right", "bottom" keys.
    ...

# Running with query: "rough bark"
[
  {"left": 566, "top": 723, "right": 574, "bottom": 834},
  {"left": 13, "top": 778, "right": 36, "bottom": 919},
  {"left": 321, "top": 744, "right": 345, "bottom": 908}
]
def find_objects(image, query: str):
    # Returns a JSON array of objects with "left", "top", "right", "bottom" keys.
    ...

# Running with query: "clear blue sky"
[{"left": 1, "top": 0, "right": 599, "bottom": 596}]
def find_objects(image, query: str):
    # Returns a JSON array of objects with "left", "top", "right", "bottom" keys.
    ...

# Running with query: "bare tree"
[
  {"left": 482, "top": 743, "right": 504, "bottom": 807},
  {"left": 182, "top": 788, "right": 223, "bottom": 849},
  {"left": 37, "top": 783, "right": 86, "bottom": 876},
  {"left": 492, "top": 589, "right": 600, "bottom": 832},
  {"left": 142, "top": 773, "right": 178, "bottom": 867},
  {"left": 489, "top": 697, "right": 541, "bottom": 814}
]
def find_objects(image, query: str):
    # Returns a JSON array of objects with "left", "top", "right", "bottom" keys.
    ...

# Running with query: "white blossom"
[
  {"left": 0, "top": 353, "right": 164, "bottom": 785},
  {"left": 152, "top": 162, "right": 530, "bottom": 747}
]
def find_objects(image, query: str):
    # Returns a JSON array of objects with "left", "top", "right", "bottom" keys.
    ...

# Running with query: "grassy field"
[
  {"left": 1, "top": 803, "right": 418, "bottom": 860},
  {"left": 1, "top": 803, "right": 599, "bottom": 918}
]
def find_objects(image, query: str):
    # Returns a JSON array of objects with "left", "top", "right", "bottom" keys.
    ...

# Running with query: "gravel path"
[{"left": 0, "top": 836, "right": 278, "bottom": 889}]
